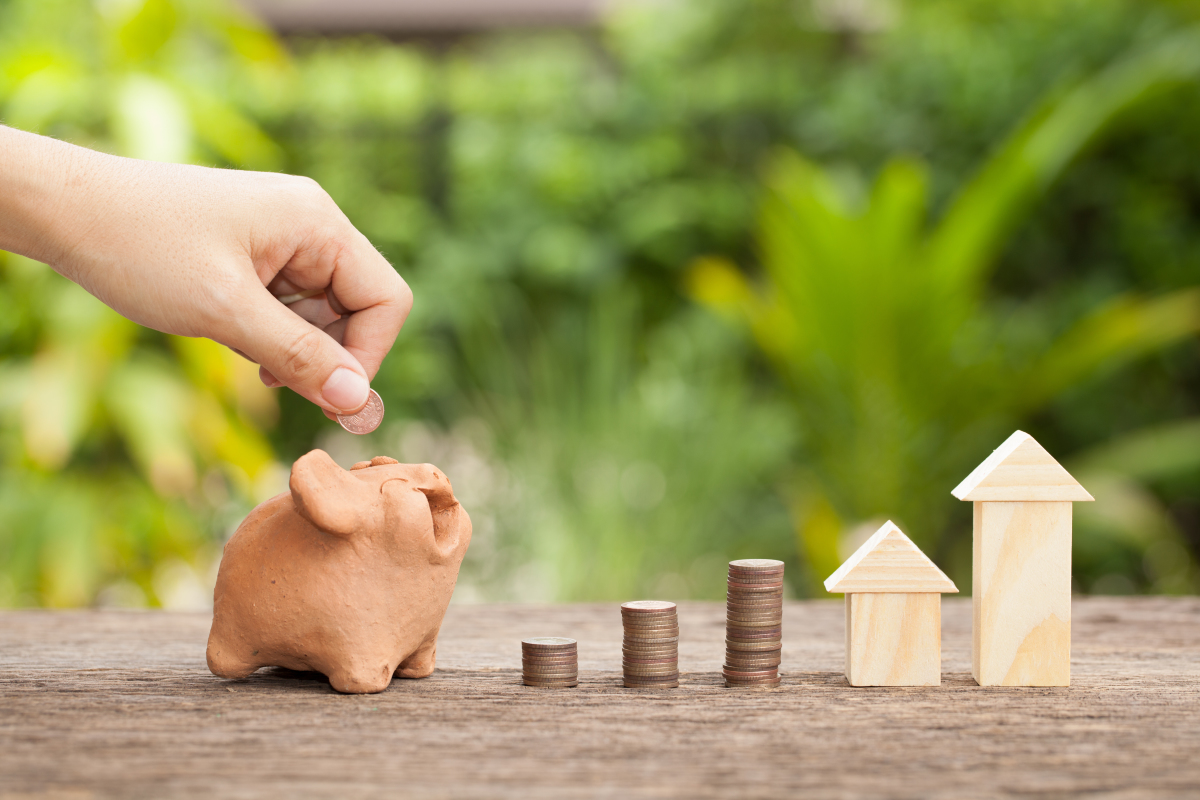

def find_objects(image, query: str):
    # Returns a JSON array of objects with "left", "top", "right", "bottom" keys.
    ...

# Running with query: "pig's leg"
[
  {"left": 396, "top": 637, "right": 437, "bottom": 678},
  {"left": 206, "top": 637, "right": 259, "bottom": 680},
  {"left": 326, "top": 658, "right": 395, "bottom": 694}
]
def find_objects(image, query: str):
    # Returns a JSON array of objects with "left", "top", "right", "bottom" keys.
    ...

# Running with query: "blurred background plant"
[
  {"left": 0, "top": 0, "right": 289, "bottom": 607},
  {"left": 1, "top": 0, "right": 1198, "bottom": 606},
  {"left": 689, "top": 26, "right": 1200, "bottom": 588}
]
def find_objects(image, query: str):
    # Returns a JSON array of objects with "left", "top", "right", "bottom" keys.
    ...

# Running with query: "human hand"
[{"left": 0, "top": 125, "right": 411, "bottom": 418}]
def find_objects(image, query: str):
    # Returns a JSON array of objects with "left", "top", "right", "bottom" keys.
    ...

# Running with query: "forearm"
[{"left": 0, "top": 125, "right": 96, "bottom": 267}]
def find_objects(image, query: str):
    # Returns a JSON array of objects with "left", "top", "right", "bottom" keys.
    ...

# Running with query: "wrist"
[{"left": 0, "top": 125, "right": 96, "bottom": 270}]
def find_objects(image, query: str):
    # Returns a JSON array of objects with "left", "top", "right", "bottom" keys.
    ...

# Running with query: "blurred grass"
[{"left": 1, "top": 0, "right": 1199, "bottom": 605}]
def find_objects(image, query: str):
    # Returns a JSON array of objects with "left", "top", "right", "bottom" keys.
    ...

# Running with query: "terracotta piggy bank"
[{"left": 206, "top": 450, "right": 471, "bottom": 693}]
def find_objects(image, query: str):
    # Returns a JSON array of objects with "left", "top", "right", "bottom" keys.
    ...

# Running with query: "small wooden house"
[
  {"left": 824, "top": 521, "right": 958, "bottom": 686},
  {"left": 952, "top": 430, "right": 1093, "bottom": 687}
]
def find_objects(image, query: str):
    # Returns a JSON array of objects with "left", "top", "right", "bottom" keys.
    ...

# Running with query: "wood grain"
[
  {"left": 824, "top": 521, "right": 957, "bottom": 593},
  {"left": 974, "top": 500, "right": 1072, "bottom": 686},
  {"left": 3, "top": 598, "right": 1199, "bottom": 799},
  {"left": 845, "top": 592, "right": 941, "bottom": 686},
  {"left": 952, "top": 430, "right": 1094, "bottom": 502}
]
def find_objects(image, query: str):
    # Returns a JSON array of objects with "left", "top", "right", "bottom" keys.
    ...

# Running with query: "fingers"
[
  {"left": 233, "top": 284, "right": 371, "bottom": 415},
  {"left": 282, "top": 292, "right": 342, "bottom": 330},
  {"left": 262, "top": 230, "right": 410, "bottom": 389},
  {"left": 258, "top": 366, "right": 278, "bottom": 387},
  {"left": 258, "top": 310, "right": 348, "bottom": 387},
  {"left": 244, "top": 179, "right": 412, "bottom": 416},
  {"left": 253, "top": 381, "right": 344, "bottom": 420},
  {"left": 318, "top": 230, "right": 412, "bottom": 379}
]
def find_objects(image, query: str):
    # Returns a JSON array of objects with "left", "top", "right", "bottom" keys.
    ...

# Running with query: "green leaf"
[
  {"left": 926, "top": 28, "right": 1200, "bottom": 307},
  {"left": 105, "top": 358, "right": 197, "bottom": 497},
  {"left": 1072, "top": 417, "right": 1200, "bottom": 482},
  {"left": 117, "top": 0, "right": 177, "bottom": 64},
  {"left": 1021, "top": 288, "right": 1200, "bottom": 407}
]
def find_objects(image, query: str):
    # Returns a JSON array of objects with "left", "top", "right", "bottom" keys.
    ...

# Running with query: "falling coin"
[{"left": 336, "top": 389, "right": 385, "bottom": 435}]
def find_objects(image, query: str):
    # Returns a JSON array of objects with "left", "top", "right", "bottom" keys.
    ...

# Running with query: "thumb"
[{"left": 233, "top": 288, "right": 370, "bottom": 415}]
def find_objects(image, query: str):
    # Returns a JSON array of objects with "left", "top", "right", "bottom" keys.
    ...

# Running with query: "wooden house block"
[
  {"left": 845, "top": 593, "right": 941, "bottom": 686},
  {"left": 825, "top": 521, "right": 957, "bottom": 687},
  {"left": 953, "top": 431, "right": 1093, "bottom": 502},
  {"left": 953, "top": 431, "right": 1093, "bottom": 687}
]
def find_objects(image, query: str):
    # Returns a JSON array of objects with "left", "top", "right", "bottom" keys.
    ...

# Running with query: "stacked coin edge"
[
  {"left": 724, "top": 559, "right": 784, "bottom": 687},
  {"left": 621, "top": 600, "right": 679, "bottom": 689},
  {"left": 522, "top": 637, "right": 578, "bottom": 688}
]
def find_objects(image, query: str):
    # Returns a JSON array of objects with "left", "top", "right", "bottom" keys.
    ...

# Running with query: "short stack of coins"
[
  {"left": 724, "top": 559, "right": 784, "bottom": 687},
  {"left": 621, "top": 601, "right": 679, "bottom": 688},
  {"left": 521, "top": 637, "right": 578, "bottom": 688}
]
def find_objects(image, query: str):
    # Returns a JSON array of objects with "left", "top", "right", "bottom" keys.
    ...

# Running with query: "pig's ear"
[{"left": 289, "top": 450, "right": 376, "bottom": 538}]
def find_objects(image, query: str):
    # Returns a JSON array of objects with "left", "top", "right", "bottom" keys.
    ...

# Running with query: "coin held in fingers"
[{"left": 336, "top": 389, "right": 384, "bottom": 435}]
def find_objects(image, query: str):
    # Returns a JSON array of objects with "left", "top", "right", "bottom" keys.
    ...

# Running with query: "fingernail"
[
  {"left": 259, "top": 367, "right": 283, "bottom": 388},
  {"left": 321, "top": 367, "right": 369, "bottom": 414}
]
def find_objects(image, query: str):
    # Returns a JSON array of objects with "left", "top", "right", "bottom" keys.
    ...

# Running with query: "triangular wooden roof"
[
  {"left": 952, "top": 430, "right": 1093, "bottom": 502},
  {"left": 824, "top": 521, "right": 958, "bottom": 594}
]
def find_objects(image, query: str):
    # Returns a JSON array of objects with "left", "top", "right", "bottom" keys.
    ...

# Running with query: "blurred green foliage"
[
  {"left": 0, "top": 0, "right": 286, "bottom": 607},
  {"left": 690, "top": 25, "right": 1200, "bottom": 584},
  {"left": 1, "top": 0, "right": 1199, "bottom": 605}
]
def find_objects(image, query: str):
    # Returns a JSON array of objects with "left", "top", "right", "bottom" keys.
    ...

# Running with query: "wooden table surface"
[{"left": 2, "top": 597, "right": 1199, "bottom": 799}]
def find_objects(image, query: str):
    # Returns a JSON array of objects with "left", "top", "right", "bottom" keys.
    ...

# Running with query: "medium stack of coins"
[
  {"left": 521, "top": 637, "right": 578, "bottom": 687},
  {"left": 621, "top": 601, "right": 679, "bottom": 688},
  {"left": 724, "top": 559, "right": 784, "bottom": 687}
]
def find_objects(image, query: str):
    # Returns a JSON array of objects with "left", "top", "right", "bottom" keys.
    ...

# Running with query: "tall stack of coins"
[
  {"left": 621, "top": 601, "right": 679, "bottom": 688},
  {"left": 522, "top": 637, "right": 578, "bottom": 687},
  {"left": 724, "top": 559, "right": 784, "bottom": 687}
]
